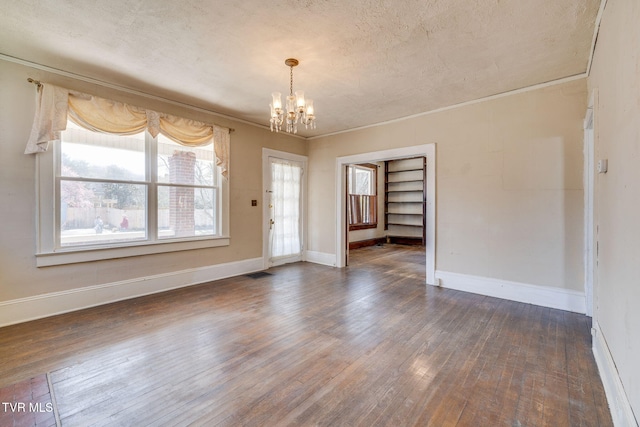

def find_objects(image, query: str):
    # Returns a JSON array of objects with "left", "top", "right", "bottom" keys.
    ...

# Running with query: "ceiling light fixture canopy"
[{"left": 270, "top": 58, "right": 316, "bottom": 134}]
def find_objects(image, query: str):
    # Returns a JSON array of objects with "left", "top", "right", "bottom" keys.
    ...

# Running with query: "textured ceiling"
[{"left": 1, "top": 0, "right": 601, "bottom": 137}]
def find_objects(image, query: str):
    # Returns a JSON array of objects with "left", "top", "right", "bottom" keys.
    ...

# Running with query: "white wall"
[
  {"left": 588, "top": 0, "right": 640, "bottom": 423},
  {"left": 308, "top": 79, "right": 587, "bottom": 295},
  {"left": 0, "top": 59, "right": 306, "bottom": 325}
]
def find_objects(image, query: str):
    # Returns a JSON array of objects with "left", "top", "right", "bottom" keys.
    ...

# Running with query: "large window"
[
  {"left": 347, "top": 164, "right": 378, "bottom": 230},
  {"left": 60, "top": 122, "right": 149, "bottom": 247},
  {"left": 36, "top": 120, "right": 228, "bottom": 266},
  {"left": 26, "top": 83, "right": 230, "bottom": 266}
]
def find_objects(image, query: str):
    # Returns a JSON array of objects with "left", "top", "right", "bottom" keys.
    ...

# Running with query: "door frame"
[
  {"left": 262, "top": 148, "right": 308, "bottom": 269},
  {"left": 583, "top": 90, "right": 598, "bottom": 317},
  {"left": 335, "top": 144, "right": 436, "bottom": 285}
]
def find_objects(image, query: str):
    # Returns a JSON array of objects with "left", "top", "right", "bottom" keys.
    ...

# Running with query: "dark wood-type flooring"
[{"left": 0, "top": 244, "right": 612, "bottom": 426}]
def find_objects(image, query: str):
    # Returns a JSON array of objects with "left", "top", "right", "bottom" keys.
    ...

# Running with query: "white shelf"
[{"left": 385, "top": 157, "right": 426, "bottom": 245}]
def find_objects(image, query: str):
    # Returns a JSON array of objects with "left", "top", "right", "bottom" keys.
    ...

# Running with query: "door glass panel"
[{"left": 269, "top": 158, "right": 302, "bottom": 259}]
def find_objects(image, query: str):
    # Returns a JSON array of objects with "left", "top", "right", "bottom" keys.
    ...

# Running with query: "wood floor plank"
[{"left": 0, "top": 244, "right": 613, "bottom": 426}]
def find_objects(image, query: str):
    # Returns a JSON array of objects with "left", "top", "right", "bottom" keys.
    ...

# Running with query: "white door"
[{"left": 266, "top": 155, "right": 304, "bottom": 267}]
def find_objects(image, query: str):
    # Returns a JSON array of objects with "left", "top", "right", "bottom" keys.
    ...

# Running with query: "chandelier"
[{"left": 269, "top": 58, "right": 316, "bottom": 134}]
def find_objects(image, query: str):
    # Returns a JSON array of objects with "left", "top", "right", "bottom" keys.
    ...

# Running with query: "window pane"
[
  {"left": 158, "top": 186, "right": 216, "bottom": 239},
  {"left": 157, "top": 135, "right": 215, "bottom": 186},
  {"left": 355, "top": 168, "right": 372, "bottom": 195},
  {"left": 348, "top": 166, "right": 375, "bottom": 196},
  {"left": 61, "top": 121, "right": 146, "bottom": 181},
  {"left": 60, "top": 180, "right": 147, "bottom": 247}
]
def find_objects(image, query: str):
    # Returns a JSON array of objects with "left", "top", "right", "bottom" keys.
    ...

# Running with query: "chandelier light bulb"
[
  {"left": 303, "top": 99, "right": 315, "bottom": 129},
  {"left": 305, "top": 99, "right": 314, "bottom": 116},
  {"left": 286, "top": 95, "right": 296, "bottom": 116},
  {"left": 295, "top": 90, "right": 306, "bottom": 112},
  {"left": 271, "top": 92, "right": 282, "bottom": 111}
]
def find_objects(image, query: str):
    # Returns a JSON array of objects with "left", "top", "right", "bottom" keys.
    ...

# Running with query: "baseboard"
[
  {"left": 386, "top": 236, "right": 424, "bottom": 246},
  {"left": 592, "top": 322, "right": 639, "bottom": 427},
  {"left": 0, "top": 257, "right": 264, "bottom": 327},
  {"left": 349, "top": 237, "right": 386, "bottom": 250},
  {"left": 434, "top": 270, "right": 586, "bottom": 313},
  {"left": 305, "top": 250, "right": 336, "bottom": 267}
]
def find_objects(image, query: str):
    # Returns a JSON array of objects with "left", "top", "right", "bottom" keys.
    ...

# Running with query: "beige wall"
[
  {"left": 588, "top": 0, "right": 640, "bottom": 417},
  {"left": 0, "top": 59, "right": 589, "bottom": 305},
  {"left": 0, "top": 59, "right": 306, "bottom": 303},
  {"left": 308, "top": 79, "right": 587, "bottom": 291}
]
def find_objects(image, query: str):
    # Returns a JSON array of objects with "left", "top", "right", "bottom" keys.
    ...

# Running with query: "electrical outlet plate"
[{"left": 597, "top": 159, "right": 608, "bottom": 173}]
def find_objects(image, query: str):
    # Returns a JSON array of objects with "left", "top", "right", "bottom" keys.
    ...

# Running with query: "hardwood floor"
[{"left": 0, "top": 245, "right": 612, "bottom": 426}]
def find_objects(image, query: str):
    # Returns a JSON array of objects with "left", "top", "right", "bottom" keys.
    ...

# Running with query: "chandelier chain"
[{"left": 289, "top": 66, "right": 294, "bottom": 97}]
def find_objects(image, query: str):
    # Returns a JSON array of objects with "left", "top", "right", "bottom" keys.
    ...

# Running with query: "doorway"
[
  {"left": 336, "top": 144, "right": 436, "bottom": 285},
  {"left": 345, "top": 157, "right": 426, "bottom": 266},
  {"left": 262, "top": 148, "right": 307, "bottom": 268}
]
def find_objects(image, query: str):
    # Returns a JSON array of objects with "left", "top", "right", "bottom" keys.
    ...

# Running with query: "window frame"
[
  {"left": 347, "top": 163, "right": 378, "bottom": 231},
  {"left": 35, "top": 127, "right": 229, "bottom": 267}
]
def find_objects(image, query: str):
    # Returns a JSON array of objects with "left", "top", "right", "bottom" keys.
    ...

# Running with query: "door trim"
[
  {"left": 583, "top": 89, "right": 598, "bottom": 318},
  {"left": 262, "top": 148, "right": 308, "bottom": 269}
]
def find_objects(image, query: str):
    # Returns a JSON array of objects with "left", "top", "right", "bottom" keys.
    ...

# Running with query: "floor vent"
[{"left": 245, "top": 271, "right": 273, "bottom": 279}]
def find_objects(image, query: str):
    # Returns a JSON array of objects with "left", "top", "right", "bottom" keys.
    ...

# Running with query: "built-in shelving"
[{"left": 384, "top": 157, "right": 426, "bottom": 245}]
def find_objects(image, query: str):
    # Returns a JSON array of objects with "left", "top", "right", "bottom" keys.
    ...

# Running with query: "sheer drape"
[
  {"left": 25, "top": 83, "right": 230, "bottom": 177},
  {"left": 270, "top": 159, "right": 302, "bottom": 259}
]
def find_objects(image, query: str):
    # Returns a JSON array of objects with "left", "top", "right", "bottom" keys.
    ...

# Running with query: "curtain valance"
[{"left": 25, "top": 83, "right": 230, "bottom": 178}]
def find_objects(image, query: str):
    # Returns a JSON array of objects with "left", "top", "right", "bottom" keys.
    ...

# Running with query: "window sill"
[{"left": 36, "top": 237, "right": 230, "bottom": 267}]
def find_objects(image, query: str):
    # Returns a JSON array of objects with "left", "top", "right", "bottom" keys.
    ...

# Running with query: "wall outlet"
[{"left": 597, "top": 159, "right": 608, "bottom": 173}]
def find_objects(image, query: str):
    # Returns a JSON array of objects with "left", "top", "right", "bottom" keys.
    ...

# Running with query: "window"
[
  {"left": 36, "top": 120, "right": 228, "bottom": 266},
  {"left": 347, "top": 164, "right": 378, "bottom": 230},
  {"left": 60, "top": 122, "right": 149, "bottom": 247},
  {"left": 156, "top": 134, "right": 218, "bottom": 240}
]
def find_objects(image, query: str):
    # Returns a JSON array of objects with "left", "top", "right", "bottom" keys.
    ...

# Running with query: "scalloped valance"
[{"left": 25, "top": 83, "right": 230, "bottom": 178}]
